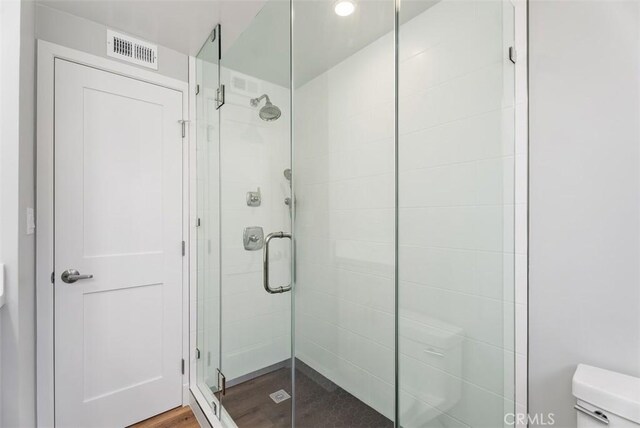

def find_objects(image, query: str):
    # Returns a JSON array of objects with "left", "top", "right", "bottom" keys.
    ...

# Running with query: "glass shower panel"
[
  {"left": 217, "top": 1, "right": 293, "bottom": 425},
  {"left": 398, "top": 1, "right": 516, "bottom": 427},
  {"left": 292, "top": 0, "right": 396, "bottom": 425},
  {"left": 195, "top": 28, "right": 221, "bottom": 416}
]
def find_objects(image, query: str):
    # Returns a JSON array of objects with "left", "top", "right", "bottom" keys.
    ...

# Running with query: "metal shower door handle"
[
  {"left": 263, "top": 232, "right": 292, "bottom": 294},
  {"left": 61, "top": 269, "right": 94, "bottom": 284}
]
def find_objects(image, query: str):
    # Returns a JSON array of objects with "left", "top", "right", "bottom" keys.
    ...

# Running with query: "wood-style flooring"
[
  {"left": 129, "top": 406, "right": 199, "bottom": 428},
  {"left": 223, "top": 367, "right": 292, "bottom": 427},
  {"left": 128, "top": 361, "right": 391, "bottom": 428},
  {"left": 223, "top": 361, "right": 393, "bottom": 428}
]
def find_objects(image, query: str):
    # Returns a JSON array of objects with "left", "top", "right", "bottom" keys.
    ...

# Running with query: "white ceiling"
[
  {"left": 222, "top": 0, "right": 437, "bottom": 87},
  {"left": 36, "top": 0, "right": 268, "bottom": 56},
  {"left": 37, "top": 0, "right": 437, "bottom": 86}
]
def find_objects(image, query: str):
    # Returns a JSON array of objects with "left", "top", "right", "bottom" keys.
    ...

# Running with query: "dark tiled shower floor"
[{"left": 222, "top": 360, "right": 393, "bottom": 428}]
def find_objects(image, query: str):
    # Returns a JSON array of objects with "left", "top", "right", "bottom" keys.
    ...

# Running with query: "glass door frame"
[{"left": 192, "top": 23, "right": 224, "bottom": 424}]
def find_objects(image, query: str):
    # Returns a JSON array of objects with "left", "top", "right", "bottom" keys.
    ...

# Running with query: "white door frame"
[{"left": 36, "top": 40, "right": 191, "bottom": 427}]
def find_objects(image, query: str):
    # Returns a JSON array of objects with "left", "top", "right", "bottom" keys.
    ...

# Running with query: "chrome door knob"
[{"left": 61, "top": 269, "right": 94, "bottom": 284}]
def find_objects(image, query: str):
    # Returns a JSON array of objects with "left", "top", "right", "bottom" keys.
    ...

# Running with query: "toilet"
[
  {"left": 398, "top": 312, "right": 464, "bottom": 427},
  {"left": 573, "top": 364, "right": 640, "bottom": 427}
]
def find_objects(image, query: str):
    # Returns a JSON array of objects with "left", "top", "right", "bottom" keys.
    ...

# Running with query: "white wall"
[
  {"left": 0, "top": 0, "right": 36, "bottom": 426},
  {"left": 295, "top": 1, "right": 526, "bottom": 426},
  {"left": 36, "top": 4, "right": 188, "bottom": 82},
  {"left": 529, "top": 2, "right": 640, "bottom": 427}
]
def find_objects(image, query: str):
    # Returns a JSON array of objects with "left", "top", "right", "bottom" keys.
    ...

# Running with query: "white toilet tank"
[
  {"left": 573, "top": 364, "right": 640, "bottom": 427},
  {"left": 398, "top": 312, "right": 464, "bottom": 427}
]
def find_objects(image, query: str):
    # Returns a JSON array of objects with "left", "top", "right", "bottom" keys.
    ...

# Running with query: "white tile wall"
[
  {"left": 294, "top": 25, "right": 396, "bottom": 418},
  {"left": 513, "top": 0, "right": 528, "bottom": 423},
  {"left": 295, "top": 1, "right": 527, "bottom": 427},
  {"left": 218, "top": 68, "right": 292, "bottom": 381}
]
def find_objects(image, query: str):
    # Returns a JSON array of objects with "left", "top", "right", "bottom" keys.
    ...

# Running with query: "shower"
[
  {"left": 250, "top": 93, "right": 281, "bottom": 121},
  {"left": 195, "top": 0, "right": 521, "bottom": 425}
]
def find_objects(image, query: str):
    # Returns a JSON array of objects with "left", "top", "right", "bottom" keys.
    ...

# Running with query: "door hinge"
[
  {"left": 196, "top": 348, "right": 201, "bottom": 359},
  {"left": 179, "top": 120, "right": 190, "bottom": 138},
  {"left": 215, "top": 85, "right": 225, "bottom": 110},
  {"left": 182, "top": 241, "right": 186, "bottom": 256},
  {"left": 211, "top": 24, "right": 221, "bottom": 61},
  {"left": 181, "top": 358, "right": 185, "bottom": 375},
  {"left": 195, "top": 84, "right": 200, "bottom": 95},
  {"left": 196, "top": 218, "right": 201, "bottom": 227},
  {"left": 508, "top": 46, "right": 517, "bottom": 64},
  {"left": 211, "top": 401, "right": 217, "bottom": 415},
  {"left": 217, "top": 369, "right": 226, "bottom": 395},
  {"left": 50, "top": 271, "right": 55, "bottom": 284}
]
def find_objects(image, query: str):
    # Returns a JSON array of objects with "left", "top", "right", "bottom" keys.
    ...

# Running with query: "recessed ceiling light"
[{"left": 334, "top": 0, "right": 356, "bottom": 17}]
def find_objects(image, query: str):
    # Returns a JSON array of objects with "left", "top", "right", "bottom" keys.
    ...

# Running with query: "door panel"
[
  {"left": 54, "top": 59, "right": 184, "bottom": 428},
  {"left": 195, "top": 26, "right": 222, "bottom": 417},
  {"left": 216, "top": 2, "right": 292, "bottom": 422}
]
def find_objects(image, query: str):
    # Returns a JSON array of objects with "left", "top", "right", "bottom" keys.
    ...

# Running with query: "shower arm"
[{"left": 250, "top": 94, "right": 271, "bottom": 107}]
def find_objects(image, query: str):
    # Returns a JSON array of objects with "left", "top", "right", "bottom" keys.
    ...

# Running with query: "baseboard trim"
[{"left": 226, "top": 359, "right": 291, "bottom": 388}]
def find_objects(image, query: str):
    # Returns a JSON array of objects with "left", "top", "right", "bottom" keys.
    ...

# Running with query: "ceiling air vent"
[
  {"left": 231, "top": 72, "right": 259, "bottom": 97},
  {"left": 106, "top": 30, "right": 158, "bottom": 70}
]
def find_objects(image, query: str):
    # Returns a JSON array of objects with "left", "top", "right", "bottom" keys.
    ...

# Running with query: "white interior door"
[{"left": 54, "top": 58, "right": 184, "bottom": 428}]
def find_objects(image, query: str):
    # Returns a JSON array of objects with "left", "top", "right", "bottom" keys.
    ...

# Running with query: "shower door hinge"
[
  {"left": 215, "top": 85, "right": 225, "bottom": 110},
  {"left": 195, "top": 84, "right": 200, "bottom": 95},
  {"left": 196, "top": 348, "right": 201, "bottom": 359},
  {"left": 508, "top": 46, "right": 517, "bottom": 64},
  {"left": 179, "top": 120, "right": 191, "bottom": 138},
  {"left": 182, "top": 240, "right": 186, "bottom": 256},
  {"left": 181, "top": 359, "right": 185, "bottom": 375},
  {"left": 50, "top": 271, "right": 55, "bottom": 284},
  {"left": 211, "top": 401, "right": 217, "bottom": 415},
  {"left": 196, "top": 218, "right": 201, "bottom": 227},
  {"left": 217, "top": 369, "right": 226, "bottom": 395}
]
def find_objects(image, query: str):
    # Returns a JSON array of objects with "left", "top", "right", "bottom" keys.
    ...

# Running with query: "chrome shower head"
[
  {"left": 250, "top": 94, "right": 281, "bottom": 122},
  {"left": 259, "top": 102, "right": 281, "bottom": 121}
]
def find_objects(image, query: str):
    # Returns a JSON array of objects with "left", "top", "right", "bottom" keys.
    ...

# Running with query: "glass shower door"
[
  {"left": 195, "top": 26, "right": 222, "bottom": 419},
  {"left": 216, "top": 1, "right": 293, "bottom": 425}
]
